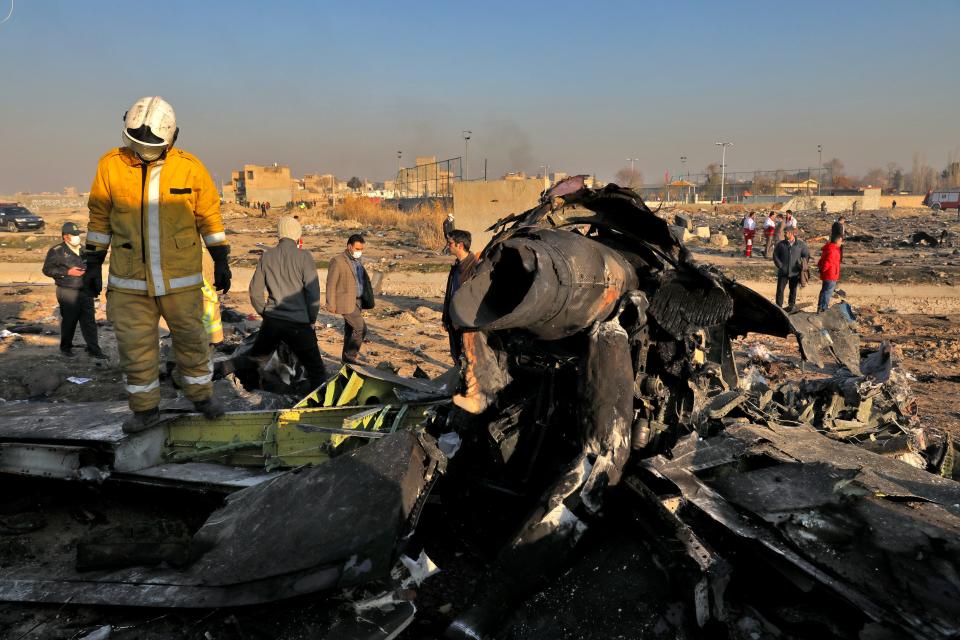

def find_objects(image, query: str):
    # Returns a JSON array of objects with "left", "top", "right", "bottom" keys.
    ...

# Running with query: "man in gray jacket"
[
  {"left": 242, "top": 217, "right": 326, "bottom": 389},
  {"left": 772, "top": 227, "right": 810, "bottom": 311}
]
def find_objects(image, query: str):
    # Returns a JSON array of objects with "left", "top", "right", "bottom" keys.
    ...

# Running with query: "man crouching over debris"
[
  {"left": 83, "top": 96, "right": 231, "bottom": 433},
  {"left": 241, "top": 216, "right": 326, "bottom": 389},
  {"left": 442, "top": 229, "right": 479, "bottom": 363}
]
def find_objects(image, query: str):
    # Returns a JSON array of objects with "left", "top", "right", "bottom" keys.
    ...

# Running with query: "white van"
[{"left": 925, "top": 189, "right": 960, "bottom": 211}]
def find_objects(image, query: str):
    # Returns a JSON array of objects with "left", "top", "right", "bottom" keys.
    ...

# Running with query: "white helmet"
[{"left": 121, "top": 96, "right": 178, "bottom": 162}]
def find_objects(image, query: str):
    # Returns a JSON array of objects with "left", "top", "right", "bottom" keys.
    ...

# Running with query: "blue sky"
[{"left": 0, "top": 0, "right": 956, "bottom": 192}]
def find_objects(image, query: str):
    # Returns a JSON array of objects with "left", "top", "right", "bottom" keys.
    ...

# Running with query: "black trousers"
[
  {"left": 342, "top": 304, "right": 366, "bottom": 363},
  {"left": 775, "top": 275, "right": 800, "bottom": 309},
  {"left": 56, "top": 286, "right": 98, "bottom": 351},
  {"left": 448, "top": 327, "right": 462, "bottom": 363},
  {"left": 245, "top": 317, "right": 327, "bottom": 389}
]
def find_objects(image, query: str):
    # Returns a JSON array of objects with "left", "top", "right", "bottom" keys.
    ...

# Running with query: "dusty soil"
[
  {"left": 0, "top": 204, "right": 958, "bottom": 638},
  {"left": 1, "top": 204, "right": 955, "bottom": 426}
]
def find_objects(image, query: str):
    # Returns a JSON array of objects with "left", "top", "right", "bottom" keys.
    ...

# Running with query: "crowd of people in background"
[{"left": 740, "top": 206, "right": 847, "bottom": 314}]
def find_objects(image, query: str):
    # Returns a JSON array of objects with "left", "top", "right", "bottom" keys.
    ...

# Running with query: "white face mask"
[
  {"left": 351, "top": 250, "right": 362, "bottom": 260},
  {"left": 68, "top": 235, "right": 81, "bottom": 246}
]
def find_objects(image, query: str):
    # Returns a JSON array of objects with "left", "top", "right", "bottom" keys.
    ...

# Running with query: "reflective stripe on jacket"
[
  {"left": 86, "top": 147, "right": 228, "bottom": 297},
  {"left": 201, "top": 277, "right": 223, "bottom": 343}
]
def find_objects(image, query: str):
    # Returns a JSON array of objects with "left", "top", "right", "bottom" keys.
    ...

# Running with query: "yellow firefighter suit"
[
  {"left": 201, "top": 249, "right": 223, "bottom": 344},
  {"left": 86, "top": 147, "right": 228, "bottom": 412}
]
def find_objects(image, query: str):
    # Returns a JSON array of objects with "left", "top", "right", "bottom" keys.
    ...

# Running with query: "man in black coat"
[
  {"left": 831, "top": 214, "right": 847, "bottom": 262},
  {"left": 772, "top": 228, "right": 810, "bottom": 311},
  {"left": 442, "top": 229, "right": 480, "bottom": 363},
  {"left": 42, "top": 222, "right": 104, "bottom": 358}
]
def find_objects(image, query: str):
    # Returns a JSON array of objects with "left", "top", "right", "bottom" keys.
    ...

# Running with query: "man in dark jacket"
[
  {"left": 772, "top": 228, "right": 810, "bottom": 311},
  {"left": 831, "top": 214, "right": 846, "bottom": 263},
  {"left": 243, "top": 216, "right": 326, "bottom": 389},
  {"left": 326, "top": 233, "right": 370, "bottom": 364},
  {"left": 42, "top": 222, "right": 104, "bottom": 358},
  {"left": 442, "top": 229, "right": 480, "bottom": 362}
]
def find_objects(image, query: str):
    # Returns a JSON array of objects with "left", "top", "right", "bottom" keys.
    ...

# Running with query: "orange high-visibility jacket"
[{"left": 86, "top": 147, "right": 228, "bottom": 297}]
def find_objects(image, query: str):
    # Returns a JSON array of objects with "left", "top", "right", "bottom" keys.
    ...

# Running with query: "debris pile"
[{"left": 0, "top": 179, "right": 958, "bottom": 640}]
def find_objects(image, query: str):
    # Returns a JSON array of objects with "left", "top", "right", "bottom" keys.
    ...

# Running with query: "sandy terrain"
[{"left": 0, "top": 203, "right": 959, "bottom": 638}]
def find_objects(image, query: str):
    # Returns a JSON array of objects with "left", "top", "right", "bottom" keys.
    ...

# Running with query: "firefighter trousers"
[{"left": 108, "top": 288, "right": 213, "bottom": 412}]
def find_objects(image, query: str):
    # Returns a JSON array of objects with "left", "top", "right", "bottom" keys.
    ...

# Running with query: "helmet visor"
[{"left": 122, "top": 126, "right": 168, "bottom": 161}]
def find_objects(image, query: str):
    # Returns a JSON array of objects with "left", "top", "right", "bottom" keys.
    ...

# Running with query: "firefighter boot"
[{"left": 122, "top": 407, "right": 161, "bottom": 434}]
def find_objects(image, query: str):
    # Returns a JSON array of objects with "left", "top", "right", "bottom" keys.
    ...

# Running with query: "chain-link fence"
[
  {"left": 636, "top": 167, "right": 835, "bottom": 203},
  {"left": 395, "top": 157, "right": 462, "bottom": 198}
]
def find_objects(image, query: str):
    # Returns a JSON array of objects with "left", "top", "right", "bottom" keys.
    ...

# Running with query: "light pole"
[
  {"left": 626, "top": 157, "right": 639, "bottom": 189},
  {"left": 680, "top": 156, "right": 687, "bottom": 202},
  {"left": 817, "top": 144, "right": 822, "bottom": 196},
  {"left": 396, "top": 151, "right": 403, "bottom": 197},
  {"left": 540, "top": 164, "right": 550, "bottom": 186},
  {"left": 462, "top": 130, "right": 472, "bottom": 181},
  {"left": 715, "top": 141, "right": 733, "bottom": 203}
]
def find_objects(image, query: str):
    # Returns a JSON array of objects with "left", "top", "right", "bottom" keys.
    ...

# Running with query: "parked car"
[
  {"left": 922, "top": 189, "right": 960, "bottom": 212},
  {"left": 0, "top": 202, "right": 45, "bottom": 232}
]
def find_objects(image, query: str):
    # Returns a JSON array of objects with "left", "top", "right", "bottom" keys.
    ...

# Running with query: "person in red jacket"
[{"left": 817, "top": 232, "right": 843, "bottom": 312}]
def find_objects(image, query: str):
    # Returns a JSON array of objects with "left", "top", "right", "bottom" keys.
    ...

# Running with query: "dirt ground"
[
  {"left": 0, "top": 203, "right": 958, "bottom": 638},
  {"left": 1, "top": 204, "right": 956, "bottom": 432}
]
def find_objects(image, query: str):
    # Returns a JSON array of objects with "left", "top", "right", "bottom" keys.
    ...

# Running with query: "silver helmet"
[{"left": 121, "top": 96, "right": 178, "bottom": 162}]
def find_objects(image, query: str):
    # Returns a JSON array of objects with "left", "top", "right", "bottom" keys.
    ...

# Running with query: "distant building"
[
  {"left": 64, "top": 186, "right": 78, "bottom": 197},
  {"left": 294, "top": 173, "right": 336, "bottom": 205},
  {"left": 775, "top": 179, "right": 819, "bottom": 196},
  {"left": 225, "top": 163, "right": 293, "bottom": 207}
]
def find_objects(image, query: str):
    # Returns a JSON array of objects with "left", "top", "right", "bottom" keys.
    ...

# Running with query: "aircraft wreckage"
[{"left": 0, "top": 177, "right": 957, "bottom": 640}]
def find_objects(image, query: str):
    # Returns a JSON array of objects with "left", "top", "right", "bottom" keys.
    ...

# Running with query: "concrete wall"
[
  {"left": 783, "top": 188, "right": 880, "bottom": 213},
  {"left": 453, "top": 178, "right": 545, "bottom": 248},
  {"left": 0, "top": 194, "right": 88, "bottom": 211},
  {"left": 245, "top": 187, "right": 292, "bottom": 207},
  {"left": 879, "top": 195, "right": 925, "bottom": 208}
]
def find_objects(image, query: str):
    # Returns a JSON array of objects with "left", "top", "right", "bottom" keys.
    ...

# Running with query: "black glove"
[
  {"left": 208, "top": 245, "right": 231, "bottom": 294},
  {"left": 82, "top": 249, "right": 107, "bottom": 296}
]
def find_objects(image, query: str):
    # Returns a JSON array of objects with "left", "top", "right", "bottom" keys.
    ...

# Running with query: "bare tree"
[
  {"left": 862, "top": 167, "right": 888, "bottom": 189},
  {"left": 705, "top": 163, "right": 721, "bottom": 186},
  {"left": 823, "top": 158, "right": 845, "bottom": 185},
  {"left": 941, "top": 151, "right": 960, "bottom": 188},
  {"left": 909, "top": 153, "right": 936, "bottom": 194},
  {"left": 614, "top": 167, "right": 643, "bottom": 189},
  {"left": 752, "top": 171, "right": 774, "bottom": 195},
  {"left": 886, "top": 162, "right": 904, "bottom": 192}
]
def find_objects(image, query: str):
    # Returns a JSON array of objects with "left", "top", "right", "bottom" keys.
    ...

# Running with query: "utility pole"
[
  {"left": 817, "top": 144, "right": 822, "bottom": 196},
  {"left": 680, "top": 156, "right": 687, "bottom": 203},
  {"left": 627, "top": 157, "right": 638, "bottom": 174},
  {"left": 715, "top": 142, "right": 733, "bottom": 203},
  {"left": 462, "top": 130, "right": 472, "bottom": 181},
  {"left": 396, "top": 151, "right": 403, "bottom": 198}
]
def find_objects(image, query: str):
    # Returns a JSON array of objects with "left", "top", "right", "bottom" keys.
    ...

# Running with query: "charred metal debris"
[{"left": 0, "top": 177, "right": 958, "bottom": 639}]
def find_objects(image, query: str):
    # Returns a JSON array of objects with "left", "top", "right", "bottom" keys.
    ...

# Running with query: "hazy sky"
[{"left": 0, "top": 0, "right": 957, "bottom": 193}]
